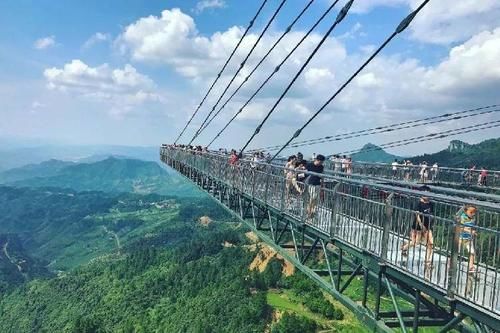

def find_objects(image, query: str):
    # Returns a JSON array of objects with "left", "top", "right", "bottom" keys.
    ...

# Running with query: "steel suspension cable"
[
  {"left": 337, "top": 120, "right": 500, "bottom": 156},
  {"left": 206, "top": 0, "right": 343, "bottom": 148},
  {"left": 253, "top": 106, "right": 500, "bottom": 152},
  {"left": 173, "top": 0, "right": 268, "bottom": 144},
  {"left": 188, "top": 0, "right": 289, "bottom": 145},
  {"left": 270, "top": 0, "right": 432, "bottom": 161},
  {"left": 250, "top": 104, "right": 499, "bottom": 152},
  {"left": 194, "top": 0, "right": 316, "bottom": 139},
  {"left": 239, "top": 0, "right": 354, "bottom": 154}
]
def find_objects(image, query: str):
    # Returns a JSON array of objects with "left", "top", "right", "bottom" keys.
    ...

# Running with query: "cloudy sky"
[{"left": 0, "top": 0, "right": 499, "bottom": 156}]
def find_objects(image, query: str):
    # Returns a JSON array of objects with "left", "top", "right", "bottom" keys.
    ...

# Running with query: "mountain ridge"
[{"left": 2, "top": 157, "right": 194, "bottom": 196}]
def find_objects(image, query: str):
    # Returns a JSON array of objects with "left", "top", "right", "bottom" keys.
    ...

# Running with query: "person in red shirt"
[
  {"left": 478, "top": 167, "right": 488, "bottom": 186},
  {"left": 229, "top": 149, "right": 239, "bottom": 165}
]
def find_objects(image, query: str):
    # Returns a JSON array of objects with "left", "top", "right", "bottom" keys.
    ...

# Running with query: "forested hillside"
[
  {"left": 411, "top": 138, "right": 500, "bottom": 168},
  {"left": 1, "top": 157, "right": 195, "bottom": 196},
  {"left": 0, "top": 158, "right": 371, "bottom": 332},
  {"left": 0, "top": 184, "right": 364, "bottom": 332}
]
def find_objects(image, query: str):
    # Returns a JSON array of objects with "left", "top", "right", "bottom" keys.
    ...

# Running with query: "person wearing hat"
[{"left": 305, "top": 154, "right": 325, "bottom": 221}]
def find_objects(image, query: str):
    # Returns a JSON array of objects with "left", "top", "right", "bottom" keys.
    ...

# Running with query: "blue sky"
[{"left": 1, "top": 0, "right": 499, "bottom": 155}]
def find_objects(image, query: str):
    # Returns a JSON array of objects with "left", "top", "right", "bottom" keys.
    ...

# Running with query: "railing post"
[
  {"left": 447, "top": 207, "right": 463, "bottom": 300},
  {"left": 264, "top": 166, "right": 271, "bottom": 205},
  {"left": 374, "top": 192, "right": 393, "bottom": 321},
  {"left": 381, "top": 192, "right": 394, "bottom": 261},
  {"left": 329, "top": 182, "right": 341, "bottom": 238}
]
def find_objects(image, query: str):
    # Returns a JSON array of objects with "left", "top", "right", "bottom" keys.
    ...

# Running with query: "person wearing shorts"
[
  {"left": 458, "top": 206, "right": 477, "bottom": 273},
  {"left": 401, "top": 190, "right": 434, "bottom": 268},
  {"left": 305, "top": 154, "right": 325, "bottom": 220}
]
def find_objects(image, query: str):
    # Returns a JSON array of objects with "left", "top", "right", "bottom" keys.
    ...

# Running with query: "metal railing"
[
  {"left": 161, "top": 146, "right": 500, "bottom": 315},
  {"left": 327, "top": 160, "right": 500, "bottom": 189}
]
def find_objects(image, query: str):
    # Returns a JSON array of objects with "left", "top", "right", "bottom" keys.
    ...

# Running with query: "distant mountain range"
[
  {"left": 350, "top": 138, "right": 500, "bottom": 168},
  {"left": 0, "top": 157, "right": 195, "bottom": 196},
  {"left": 0, "top": 144, "right": 159, "bottom": 172}
]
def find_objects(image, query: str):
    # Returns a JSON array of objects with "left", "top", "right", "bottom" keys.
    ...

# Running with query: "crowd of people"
[
  {"left": 462, "top": 166, "right": 489, "bottom": 186},
  {"left": 389, "top": 160, "right": 440, "bottom": 183},
  {"left": 329, "top": 155, "right": 353, "bottom": 174},
  {"left": 165, "top": 144, "right": 480, "bottom": 275}
]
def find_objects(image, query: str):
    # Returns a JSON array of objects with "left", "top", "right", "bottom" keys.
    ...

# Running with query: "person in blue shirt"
[{"left": 458, "top": 206, "right": 477, "bottom": 273}]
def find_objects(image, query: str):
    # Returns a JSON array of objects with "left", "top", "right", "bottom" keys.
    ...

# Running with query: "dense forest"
[
  {"left": 0, "top": 157, "right": 364, "bottom": 332},
  {"left": 0, "top": 185, "right": 353, "bottom": 332},
  {"left": 410, "top": 138, "right": 500, "bottom": 168}
]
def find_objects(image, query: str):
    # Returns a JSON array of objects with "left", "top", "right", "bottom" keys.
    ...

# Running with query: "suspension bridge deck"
[{"left": 161, "top": 146, "right": 500, "bottom": 332}]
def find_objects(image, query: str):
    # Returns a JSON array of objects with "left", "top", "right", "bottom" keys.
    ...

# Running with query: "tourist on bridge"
[
  {"left": 305, "top": 154, "right": 325, "bottom": 221},
  {"left": 404, "top": 160, "right": 413, "bottom": 181},
  {"left": 296, "top": 152, "right": 304, "bottom": 166},
  {"left": 401, "top": 188, "right": 434, "bottom": 271},
  {"left": 332, "top": 155, "right": 342, "bottom": 173},
  {"left": 341, "top": 155, "right": 348, "bottom": 173},
  {"left": 463, "top": 165, "right": 476, "bottom": 185},
  {"left": 250, "top": 152, "right": 260, "bottom": 169},
  {"left": 419, "top": 162, "right": 429, "bottom": 183},
  {"left": 431, "top": 162, "right": 439, "bottom": 182},
  {"left": 345, "top": 157, "right": 353, "bottom": 177},
  {"left": 392, "top": 159, "right": 399, "bottom": 179},
  {"left": 458, "top": 206, "right": 477, "bottom": 274},
  {"left": 478, "top": 167, "right": 487, "bottom": 186},
  {"left": 293, "top": 160, "right": 307, "bottom": 194},
  {"left": 284, "top": 155, "right": 297, "bottom": 192},
  {"left": 229, "top": 149, "right": 239, "bottom": 166}
]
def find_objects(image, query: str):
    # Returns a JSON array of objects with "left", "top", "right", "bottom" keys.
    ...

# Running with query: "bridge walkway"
[{"left": 161, "top": 146, "right": 500, "bottom": 332}]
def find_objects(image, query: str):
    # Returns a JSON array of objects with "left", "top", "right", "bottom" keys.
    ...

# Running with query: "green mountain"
[
  {"left": 6, "top": 157, "right": 193, "bottom": 196},
  {"left": 411, "top": 138, "right": 500, "bottom": 168},
  {"left": 0, "top": 159, "right": 74, "bottom": 183},
  {"left": 351, "top": 143, "right": 402, "bottom": 163},
  {"left": 0, "top": 185, "right": 363, "bottom": 332},
  {"left": 0, "top": 186, "right": 219, "bottom": 272}
]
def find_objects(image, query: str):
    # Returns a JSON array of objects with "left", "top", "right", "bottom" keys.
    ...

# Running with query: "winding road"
[{"left": 2, "top": 241, "right": 25, "bottom": 278}]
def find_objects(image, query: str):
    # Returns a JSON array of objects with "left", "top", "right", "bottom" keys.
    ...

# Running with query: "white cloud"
[
  {"left": 304, "top": 68, "right": 335, "bottom": 87},
  {"left": 338, "top": 22, "right": 365, "bottom": 39},
  {"left": 31, "top": 101, "right": 46, "bottom": 109},
  {"left": 29, "top": 101, "right": 46, "bottom": 114},
  {"left": 194, "top": 0, "right": 226, "bottom": 14},
  {"left": 117, "top": 8, "right": 248, "bottom": 78},
  {"left": 34, "top": 36, "right": 56, "bottom": 50},
  {"left": 408, "top": 0, "right": 500, "bottom": 44},
  {"left": 83, "top": 32, "right": 111, "bottom": 49},
  {"left": 43, "top": 60, "right": 163, "bottom": 115},
  {"left": 426, "top": 28, "right": 500, "bottom": 95},
  {"left": 356, "top": 72, "right": 381, "bottom": 88},
  {"left": 349, "top": 0, "right": 500, "bottom": 45},
  {"left": 113, "top": 7, "right": 499, "bottom": 152}
]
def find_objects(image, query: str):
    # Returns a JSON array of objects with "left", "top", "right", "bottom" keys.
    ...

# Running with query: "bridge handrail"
[
  {"left": 161, "top": 146, "right": 500, "bottom": 213},
  {"left": 353, "top": 160, "right": 500, "bottom": 174}
]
